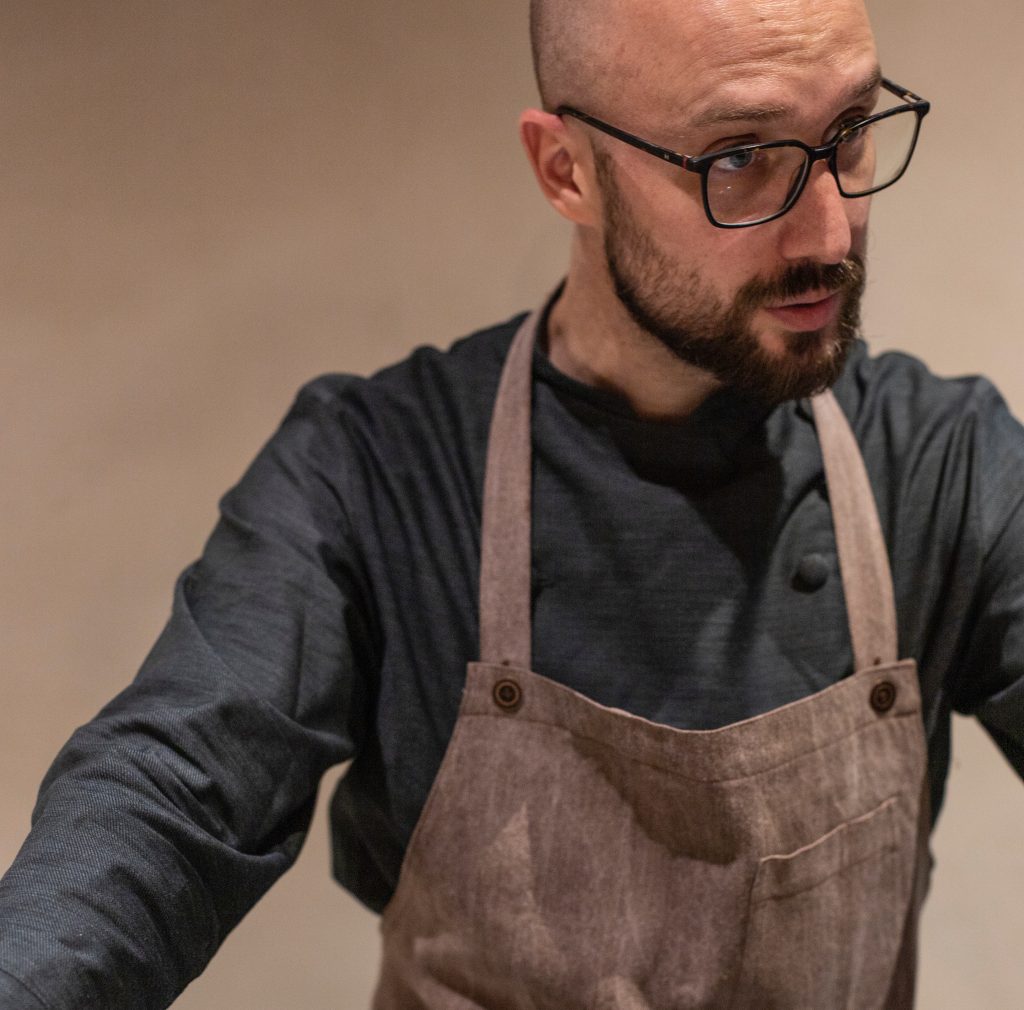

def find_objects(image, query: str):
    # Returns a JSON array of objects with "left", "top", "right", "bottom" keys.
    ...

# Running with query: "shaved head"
[
  {"left": 530, "top": 0, "right": 629, "bottom": 112},
  {"left": 529, "top": 0, "right": 578, "bottom": 109},
  {"left": 529, "top": 0, "right": 708, "bottom": 113},
  {"left": 530, "top": 0, "right": 875, "bottom": 118}
]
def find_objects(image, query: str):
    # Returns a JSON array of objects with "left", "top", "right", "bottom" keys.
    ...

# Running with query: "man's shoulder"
[
  {"left": 297, "top": 312, "right": 525, "bottom": 418},
  {"left": 831, "top": 342, "right": 1024, "bottom": 511},
  {"left": 274, "top": 311, "right": 528, "bottom": 463},
  {"left": 836, "top": 340, "right": 1012, "bottom": 438}
]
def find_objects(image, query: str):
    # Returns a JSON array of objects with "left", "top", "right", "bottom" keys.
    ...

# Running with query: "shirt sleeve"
[
  {"left": 0, "top": 380, "right": 373, "bottom": 1009},
  {"left": 948, "top": 382, "right": 1024, "bottom": 777}
]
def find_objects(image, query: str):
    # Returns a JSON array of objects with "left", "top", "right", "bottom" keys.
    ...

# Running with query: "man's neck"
[{"left": 544, "top": 260, "right": 722, "bottom": 422}]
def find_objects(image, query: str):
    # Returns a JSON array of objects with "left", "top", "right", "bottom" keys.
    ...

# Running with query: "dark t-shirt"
[{"left": 2, "top": 310, "right": 1024, "bottom": 1009}]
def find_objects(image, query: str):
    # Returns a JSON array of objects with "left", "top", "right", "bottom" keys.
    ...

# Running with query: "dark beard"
[{"left": 598, "top": 156, "right": 866, "bottom": 405}]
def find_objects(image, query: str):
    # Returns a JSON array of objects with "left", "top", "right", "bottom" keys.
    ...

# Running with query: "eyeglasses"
[{"left": 556, "top": 78, "right": 930, "bottom": 229}]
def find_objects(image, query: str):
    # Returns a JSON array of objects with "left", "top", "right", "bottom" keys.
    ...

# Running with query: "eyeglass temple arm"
[
  {"left": 554, "top": 106, "right": 691, "bottom": 168},
  {"left": 882, "top": 77, "right": 928, "bottom": 107}
]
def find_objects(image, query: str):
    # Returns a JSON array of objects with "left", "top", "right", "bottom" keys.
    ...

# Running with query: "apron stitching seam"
[{"left": 461, "top": 710, "right": 924, "bottom": 784}]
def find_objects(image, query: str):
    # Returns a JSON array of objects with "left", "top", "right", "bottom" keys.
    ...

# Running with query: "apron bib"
[{"left": 373, "top": 306, "right": 930, "bottom": 1009}]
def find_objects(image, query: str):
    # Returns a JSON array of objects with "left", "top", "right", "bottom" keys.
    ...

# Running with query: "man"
[{"left": 1, "top": 0, "right": 1022, "bottom": 1007}]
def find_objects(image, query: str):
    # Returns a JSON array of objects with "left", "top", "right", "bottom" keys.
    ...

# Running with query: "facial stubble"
[{"left": 597, "top": 153, "right": 866, "bottom": 406}]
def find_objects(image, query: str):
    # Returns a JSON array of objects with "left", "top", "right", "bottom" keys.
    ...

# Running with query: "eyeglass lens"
[{"left": 706, "top": 107, "right": 920, "bottom": 226}]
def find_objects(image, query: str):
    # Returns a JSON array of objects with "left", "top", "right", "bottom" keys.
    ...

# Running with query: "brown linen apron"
[{"left": 373, "top": 307, "right": 930, "bottom": 1010}]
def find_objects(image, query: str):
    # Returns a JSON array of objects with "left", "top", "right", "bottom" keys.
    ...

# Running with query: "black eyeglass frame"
[{"left": 556, "top": 78, "right": 930, "bottom": 229}]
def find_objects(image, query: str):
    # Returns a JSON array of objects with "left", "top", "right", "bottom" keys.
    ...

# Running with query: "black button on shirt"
[{"left": 795, "top": 553, "right": 831, "bottom": 592}]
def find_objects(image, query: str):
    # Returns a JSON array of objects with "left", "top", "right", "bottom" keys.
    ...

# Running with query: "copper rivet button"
[
  {"left": 870, "top": 681, "right": 897, "bottom": 714},
  {"left": 493, "top": 679, "right": 523, "bottom": 712}
]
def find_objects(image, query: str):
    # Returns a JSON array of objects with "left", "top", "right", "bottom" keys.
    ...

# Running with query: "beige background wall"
[{"left": 2, "top": 1, "right": 1022, "bottom": 1006}]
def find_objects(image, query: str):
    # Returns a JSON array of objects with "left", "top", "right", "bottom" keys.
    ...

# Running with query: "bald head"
[
  {"left": 530, "top": 0, "right": 875, "bottom": 122},
  {"left": 529, "top": 0, "right": 574, "bottom": 110},
  {"left": 530, "top": 0, "right": 624, "bottom": 112}
]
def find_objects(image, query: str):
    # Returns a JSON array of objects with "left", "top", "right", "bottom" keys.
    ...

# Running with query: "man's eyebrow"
[
  {"left": 840, "top": 66, "right": 884, "bottom": 107},
  {"left": 688, "top": 67, "right": 884, "bottom": 130},
  {"left": 690, "top": 102, "right": 791, "bottom": 128}
]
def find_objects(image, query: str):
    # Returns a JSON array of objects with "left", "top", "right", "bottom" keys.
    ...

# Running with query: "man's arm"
[
  {"left": 947, "top": 383, "right": 1024, "bottom": 775},
  {"left": 0, "top": 380, "right": 371, "bottom": 1009}
]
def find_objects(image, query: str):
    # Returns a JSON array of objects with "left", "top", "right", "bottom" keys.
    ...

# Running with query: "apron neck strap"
[
  {"left": 810, "top": 389, "right": 899, "bottom": 668},
  {"left": 478, "top": 304, "right": 898, "bottom": 671},
  {"left": 478, "top": 308, "right": 539, "bottom": 668}
]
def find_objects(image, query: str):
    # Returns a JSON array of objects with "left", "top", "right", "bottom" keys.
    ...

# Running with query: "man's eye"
[
  {"left": 715, "top": 148, "right": 759, "bottom": 173},
  {"left": 833, "top": 108, "right": 873, "bottom": 139},
  {"left": 837, "top": 120, "right": 869, "bottom": 146}
]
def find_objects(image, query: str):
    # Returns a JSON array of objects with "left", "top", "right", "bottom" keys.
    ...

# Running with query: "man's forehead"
[
  {"left": 687, "top": 65, "right": 882, "bottom": 130},
  {"left": 595, "top": 0, "right": 876, "bottom": 119},
  {"left": 604, "top": 0, "right": 872, "bottom": 48}
]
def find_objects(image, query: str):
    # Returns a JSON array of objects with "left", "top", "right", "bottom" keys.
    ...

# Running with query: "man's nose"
[{"left": 777, "top": 161, "right": 856, "bottom": 265}]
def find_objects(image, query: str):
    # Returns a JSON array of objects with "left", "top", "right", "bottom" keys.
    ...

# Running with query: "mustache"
[{"left": 737, "top": 255, "right": 866, "bottom": 310}]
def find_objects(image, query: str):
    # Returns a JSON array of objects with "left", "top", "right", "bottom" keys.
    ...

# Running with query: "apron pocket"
[{"left": 731, "top": 796, "right": 909, "bottom": 1010}]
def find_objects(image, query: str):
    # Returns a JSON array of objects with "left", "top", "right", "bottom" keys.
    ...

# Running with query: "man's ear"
[{"left": 519, "top": 108, "right": 601, "bottom": 227}]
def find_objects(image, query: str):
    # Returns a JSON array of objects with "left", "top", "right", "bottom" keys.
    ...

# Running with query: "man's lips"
[{"left": 761, "top": 291, "right": 842, "bottom": 332}]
